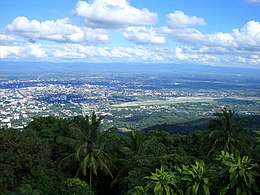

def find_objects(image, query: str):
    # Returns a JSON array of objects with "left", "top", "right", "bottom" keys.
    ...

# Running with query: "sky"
[{"left": 0, "top": 0, "right": 260, "bottom": 67}]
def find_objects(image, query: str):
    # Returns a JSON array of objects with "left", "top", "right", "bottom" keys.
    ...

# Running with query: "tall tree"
[
  {"left": 202, "top": 108, "right": 251, "bottom": 156},
  {"left": 59, "top": 113, "right": 114, "bottom": 188},
  {"left": 254, "top": 130, "right": 260, "bottom": 143},
  {"left": 251, "top": 130, "right": 260, "bottom": 165},
  {"left": 110, "top": 130, "right": 148, "bottom": 188},
  {"left": 124, "top": 130, "right": 147, "bottom": 156}
]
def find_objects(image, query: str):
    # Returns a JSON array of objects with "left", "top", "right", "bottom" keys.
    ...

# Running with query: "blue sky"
[{"left": 0, "top": 0, "right": 260, "bottom": 67}]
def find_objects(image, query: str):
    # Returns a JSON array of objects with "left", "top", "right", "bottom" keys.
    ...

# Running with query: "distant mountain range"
[{"left": 1, "top": 61, "right": 260, "bottom": 77}]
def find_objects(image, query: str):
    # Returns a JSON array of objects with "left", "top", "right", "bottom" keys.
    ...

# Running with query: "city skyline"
[{"left": 0, "top": 0, "right": 260, "bottom": 67}]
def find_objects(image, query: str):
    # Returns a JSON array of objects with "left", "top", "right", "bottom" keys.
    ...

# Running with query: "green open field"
[{"left": 112, "top": 97, "right": 260, "bottom": 108}]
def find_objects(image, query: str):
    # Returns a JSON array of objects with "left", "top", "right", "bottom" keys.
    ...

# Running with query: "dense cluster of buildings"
[{"left": 1, "top": 75, "right": 259, "bottom": 129}]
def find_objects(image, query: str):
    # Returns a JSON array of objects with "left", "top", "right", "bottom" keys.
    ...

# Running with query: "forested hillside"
[{"left": 0, "top": 108, "right": 259, "bottom": 195}]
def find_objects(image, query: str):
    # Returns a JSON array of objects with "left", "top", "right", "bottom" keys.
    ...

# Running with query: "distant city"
[{"left": 1, "top": 62, "right": 260, "bottom": 130}]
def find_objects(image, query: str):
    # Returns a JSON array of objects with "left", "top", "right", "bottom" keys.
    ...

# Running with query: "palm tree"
[
  {"left": 125, "top": 130, "right": 147, "bottom": 156},
  {"left": 110, "top": 130, "right": 148, "bottom": 187},
  {"left": 253, "top": 130, "right": 260, "bottom": 143},
  {"left": 202, "top": 108, "right": 251, "bottom": 156},
  {"left": 59, "top": 112, "right": 114, "bottom": 188}
]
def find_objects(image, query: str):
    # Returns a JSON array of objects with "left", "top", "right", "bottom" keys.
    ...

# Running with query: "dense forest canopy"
[{"left": 0, "top": 108, "right": 259, "bottom": 195}]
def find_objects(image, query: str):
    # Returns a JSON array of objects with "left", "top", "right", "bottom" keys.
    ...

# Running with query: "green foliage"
[
  {"left": 252, "top": 130, "right": 260, "bottom": 162},
  {"left": 59, "top": 112, "right": 114, "bottom": 188},
  {"left": 132, "top": 186, "right": 148, "bottom": 195},
  {"left": 146, "top": 131, "right": 196, "bottom": 167},
  {"left": 126, "top": 130, "right": 147, "bottom": 156},
  {"left": 25, "top": 116, "right": 75, "bottom": 166},
  {"left": 16, "top": 184, "right": 40, "bottom": 195},
  {"left": 0, "top": 108, "right": 258, "bottom": 195},
  {"left": 254, "top": 130, "right": 260, "bottom": 143},
  {"left": 216, "top": 151, "right": 259, "bottom": 195},
  {"left": 122, "top": 156, "right": 155, "bottom": 194},
  {"left": 117, "top": 130, "right": 196, "bottom": 194},
  {"left": 60, "top": 178, "right": 94, "bottom": 195},
  {"left": 177, "top": 161, "right": 210, "bottom": 195},
  {"left": 147, "top": 165, "right": 181, "bottom": 195},
  {"left": 202, "top": 108, "right": 251, "bottom": 156},
  {"left": 110, "top": 130, "right": 150, "bottom": 190},
  {"left": 0, "top": 128, "right": 51, "bottom": 193},
  {"left": 31, "top": 168, "right": 64, "bottom": 194},
  {"left": 26, "top": 116, "right": 72, "bottom": 140}
]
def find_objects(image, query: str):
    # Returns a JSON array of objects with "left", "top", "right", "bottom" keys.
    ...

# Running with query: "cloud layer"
[{"left": 0, "top": 0, "right": 259, "bottom": 67}]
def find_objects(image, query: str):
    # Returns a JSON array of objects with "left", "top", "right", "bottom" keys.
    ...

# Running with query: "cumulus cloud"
[
  {"left": 167, "top": 11, "right": 206, "bottom": 28},
  {"left": 0, "top": 43, "right": 47, "bottom": 59},
  {"left": 163, "top": 27, "right": 236, "bottom": 47},
  {"left": 232, "top": 20, "right": 260, "bottom": 49},
  {"left": 0, "top": 45, "right": 21, "bottom": 58},
  {"left": 74, "top": 0, "right": 157, "bottom": 28},
  {"left": 7, "top": 16, "right": 109, "bottom": 43},
  {"left": 1, "top": 11, "right": 260, "bottom": 66},
  {"left": 0, "top": 33, "right": 17, "bottom": 44},
  {"left": 27, "top": 43, "right": 47, "bottom": 58},
  {"left": 163, "top": 20, "right": 260, "bottom": 51},
  {"left": 122, "top": 26, "right": 166, "bottom": 44}
]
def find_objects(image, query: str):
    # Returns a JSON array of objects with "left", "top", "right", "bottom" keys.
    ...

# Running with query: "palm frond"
[{"left": 58, "top": 153, "right": 76, "bottom": 168}]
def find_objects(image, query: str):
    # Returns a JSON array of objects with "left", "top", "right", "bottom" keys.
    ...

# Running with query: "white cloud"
[
  {"left": 74, "top": 0, "right": 157, "bottom": 28},
  {"left": 173, "top": 47, "right": 219, "bottom": 64},
  {"left": 167, "top": 11, "right": 206, "bottom": 28},
  {"left": 249, "top": 54, "right": 260, "bottom": 64},
  {"left": 122, "top": 26, "right": 166, "bottom": 44},
  {"left": 82, "top": 27, "right": 110, "bottom": 43},
  {"left": 0, "top": 0, "right": 259, "bottom": 68},
  {"left": 1, "top": 16, "right": 260, "bottom": 67},
  {"left": 162, "top": 27, "right": 204, "bottom": 44},
  {"left": 0, "top": 42, "right": 164, "bottom": 62},
  {"left": 0, "top": 45, "right": 21, "bottom": 58},
  {"left": 27, "top": 43, "right": 47, "bottom": 58},
  {"left": 232, "top": 20, "right": 260, "bottom": 49},
  {"left": 0, "top": 41, "right": 259, "bottom": 66},
  {"left": 0, "top": 43, "right": 47, "bottom": 59},
  {"left": 0, "top": 33, "right": 17, "bottom": 44},
  {"left": 163, "top": 20, "right": 260, "bottom": 51},
  {"left": 53, "top": 44, "right": 158, "bottom": 61},
  {"left": 7, "top": 16, "right": 109, "bottom": 43}
]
